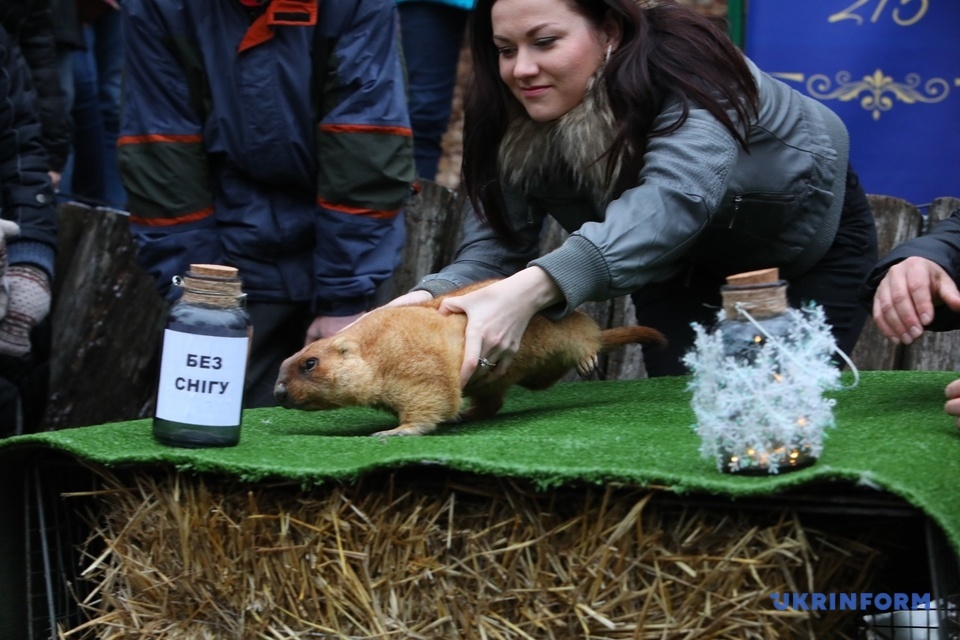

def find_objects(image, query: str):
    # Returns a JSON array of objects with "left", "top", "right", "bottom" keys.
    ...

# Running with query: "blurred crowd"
[{"left": 0, "top": 0, "right": 127, "bottom": 434}]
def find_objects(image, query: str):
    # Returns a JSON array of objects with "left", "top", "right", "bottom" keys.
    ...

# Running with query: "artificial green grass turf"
[{"left": 3, "top": 370, "right": 959, "bottom": 553}]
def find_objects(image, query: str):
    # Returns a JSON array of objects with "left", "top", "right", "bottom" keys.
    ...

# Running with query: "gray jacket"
[{"left": 415, "top": 58, "right": 849, "bottom": 318}]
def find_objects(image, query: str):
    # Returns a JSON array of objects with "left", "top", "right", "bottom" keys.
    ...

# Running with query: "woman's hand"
[
  {"left": 439, "top": 268, "right": 562, "bottom": 387},
  {"left": 311, "top": 291, "right": 433, "bottom": 343},
  {"left": 304, "top": 313, "right": 364, "bottom": 345}
]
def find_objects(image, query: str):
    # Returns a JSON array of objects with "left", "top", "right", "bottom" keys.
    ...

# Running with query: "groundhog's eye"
[{"left": 303, "top": 358, "right": 318, "bottom": 372}]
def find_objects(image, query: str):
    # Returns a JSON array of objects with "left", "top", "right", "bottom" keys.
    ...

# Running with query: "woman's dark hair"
[{"left": 461, "top": 0, "right": 759, "bottom": 242}]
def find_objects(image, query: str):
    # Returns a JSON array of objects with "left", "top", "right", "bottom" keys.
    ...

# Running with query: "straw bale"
[{"left": 61, "top": 468, "right": 887, "bottom": 639}]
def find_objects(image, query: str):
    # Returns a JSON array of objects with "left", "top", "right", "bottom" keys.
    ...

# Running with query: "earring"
[{"left": 605, "top": 44, "right": 612, "bottom": 65}]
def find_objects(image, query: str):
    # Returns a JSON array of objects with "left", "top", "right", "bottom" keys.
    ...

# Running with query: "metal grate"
[
  {"left": 862, "top": 600, "right": 959, "bottom": 639},
  {"left": 860, "top": 520, "right": 960, "bottom": 639},
  {"left": 24, "top": 460, "right": 94, "bottom": 640}
]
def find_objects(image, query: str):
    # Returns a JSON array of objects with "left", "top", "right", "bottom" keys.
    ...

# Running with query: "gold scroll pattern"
[{"left": 771, "top": 70, "right": 953, "bottom": 120}]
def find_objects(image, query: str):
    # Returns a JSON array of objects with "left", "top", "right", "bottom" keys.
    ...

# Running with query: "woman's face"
[{"left": 491, "top": 0, "right": 619, "bottom": 122}]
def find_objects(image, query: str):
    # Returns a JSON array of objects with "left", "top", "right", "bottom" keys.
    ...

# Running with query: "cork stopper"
[
  {"left": 725, "top": 268, "right": 779, "bottom": 287},
  {"left": 190, "top": 264, "right": 238, "bottom": 278},
  {"left": 721, "top": 267, "right": 787, "bottom": 319},
  {"left": 177, "top": 263, "right": 245, "bottom": 307}
]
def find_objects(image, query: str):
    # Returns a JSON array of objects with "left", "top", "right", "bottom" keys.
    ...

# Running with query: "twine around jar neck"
[
  {"left": 721, "top": 281, "right": 788, "bottom": 320},
  {"left": 720, "top": 267, "right": 788, "bottom": 320},
  {"left": 172, "top": 264, "right": 246, "bottom": 308}
]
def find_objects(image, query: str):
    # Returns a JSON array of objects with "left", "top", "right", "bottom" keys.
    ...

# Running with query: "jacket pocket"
[
  {"left": 692, "top": 191, "right": 803, "bottom": 273},
  {"left": 712, "top": 191, "right": 799, "bottom": 241}
]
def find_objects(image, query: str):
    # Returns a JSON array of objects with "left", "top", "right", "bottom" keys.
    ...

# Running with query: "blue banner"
[{"left": 745, "top": 1, "right": 960, "bottom": 207}]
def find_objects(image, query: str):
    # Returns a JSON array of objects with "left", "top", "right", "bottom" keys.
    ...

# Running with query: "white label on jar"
[{"left": 155, "top": 329, "right": 249, "bottom": 426}]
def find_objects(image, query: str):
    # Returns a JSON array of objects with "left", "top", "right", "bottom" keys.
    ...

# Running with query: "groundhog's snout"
[
  {"left": 274, "top": 380, "right": 290, "bottom": 406},
  {"left": 274, "top": 356, "right": 295, "bottom": 407}
]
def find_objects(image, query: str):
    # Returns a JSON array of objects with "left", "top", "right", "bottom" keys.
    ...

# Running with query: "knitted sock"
[{"left": 0, "top": 265, "right": 50, "bottom": 357}]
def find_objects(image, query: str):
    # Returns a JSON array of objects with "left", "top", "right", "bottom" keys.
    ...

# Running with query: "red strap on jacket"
[
  {"left": 238, "top": 0, "right": 317, "bottom": 53},
  {"left": 268, "top": 0, "right": 317, "bottom": 25}
]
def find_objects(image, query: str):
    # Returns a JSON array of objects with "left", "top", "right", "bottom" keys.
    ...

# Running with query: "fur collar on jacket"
[{"left": 497, "top": 73, "right": 622, "bottom": 210}]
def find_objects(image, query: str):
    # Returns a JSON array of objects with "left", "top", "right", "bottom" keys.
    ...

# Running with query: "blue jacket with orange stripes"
[{"left": 119, "top": 0, "right": 415, "bottom": 316}]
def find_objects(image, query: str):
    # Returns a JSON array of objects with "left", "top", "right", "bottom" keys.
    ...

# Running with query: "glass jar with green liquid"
[{"left": 152, "top": 264, "right": 251, "bottom": 447}]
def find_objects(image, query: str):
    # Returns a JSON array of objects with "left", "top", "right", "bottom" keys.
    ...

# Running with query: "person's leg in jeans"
[
  {"left": 398, "top": 2, "right": 469, "bottom": 180},
  {"left": 91, "top": 9, "right": 126, "bottom": 208},
  {"left": 55, "top": 46, "right": 76, "bottom": 198},
  {"left": 62, "top": 26, "right": 106, "bottom": 203}
]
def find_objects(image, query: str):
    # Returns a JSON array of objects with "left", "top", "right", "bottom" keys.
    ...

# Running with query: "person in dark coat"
[
  {"left": 0, "top": 0, "right": 72, "bottom": 187},
  {"left": 0, "top": 22, "right": 58, "bottom": 435},
  {"left": 50, "top": 0, "right": 84, "bottom": 53},
  {"left": 49, "top": 0, "right": 85, "bottom": 155}
]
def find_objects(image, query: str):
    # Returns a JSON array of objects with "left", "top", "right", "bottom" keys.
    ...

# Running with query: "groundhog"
[{"left": 273, "top": 281, "right": 666, "bottom": 436}]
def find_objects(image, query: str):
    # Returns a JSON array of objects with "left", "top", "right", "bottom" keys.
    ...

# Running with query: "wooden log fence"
[
  {"left": 40, "top": 187, "right": 960, "bottom": 429},
  {"left": 43, "top": 204, "right": 167, "bottom": 430}
]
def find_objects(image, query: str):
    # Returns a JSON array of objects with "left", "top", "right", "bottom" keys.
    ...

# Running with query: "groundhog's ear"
[{"left": 332, "top": 337, "right": 354, "bottom": 357}]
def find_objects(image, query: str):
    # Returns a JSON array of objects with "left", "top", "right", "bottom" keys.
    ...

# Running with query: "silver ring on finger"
[{"left": 478, "top": 357, "right": 497, "bottom": 369}]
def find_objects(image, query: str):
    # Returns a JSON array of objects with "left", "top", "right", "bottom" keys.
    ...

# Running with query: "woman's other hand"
[
  {"left": 382, "top": 289, "right": 433, "bottom": 308},
  {"left": 873, "top": 256, "right": 960, "bottom": 345}
]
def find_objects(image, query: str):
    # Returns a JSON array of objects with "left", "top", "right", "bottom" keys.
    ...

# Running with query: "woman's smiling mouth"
[{"left": 520, "top": 85, "right": 550, "bottom": 98}]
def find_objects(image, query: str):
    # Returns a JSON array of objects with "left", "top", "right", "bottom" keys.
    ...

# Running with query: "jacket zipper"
[{"left": 729, "top": 194, "right": 742, "bottom": 229}]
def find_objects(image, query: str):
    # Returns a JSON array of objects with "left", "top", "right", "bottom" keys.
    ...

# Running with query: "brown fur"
[{"left": 273, "top": 282, "right": 666, "bottom": 436}]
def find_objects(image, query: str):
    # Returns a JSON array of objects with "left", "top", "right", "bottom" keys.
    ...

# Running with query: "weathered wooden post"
[
  {"left": 43, "top": 203, "right": 166, "bottom": 429},
  {"left": 389, "top": 179, "right": 465, "bottom": 296}
]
